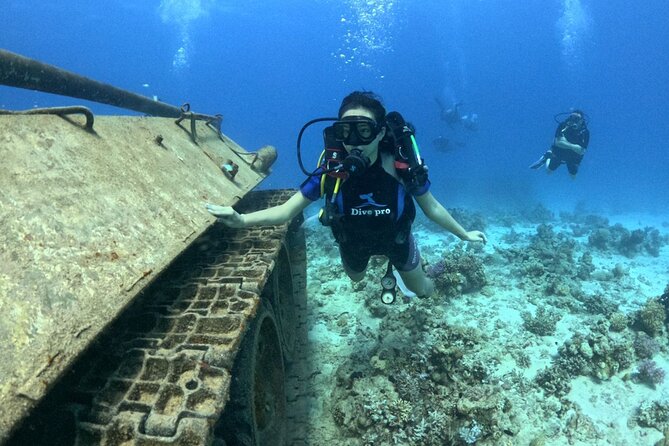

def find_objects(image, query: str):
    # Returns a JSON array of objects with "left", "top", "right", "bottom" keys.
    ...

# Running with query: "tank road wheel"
[{"left": 216, "top": 298, "right": 287, "bottom": 446}]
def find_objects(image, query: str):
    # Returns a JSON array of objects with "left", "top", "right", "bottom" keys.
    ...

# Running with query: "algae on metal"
[{"left": 0, "top": 113, "right": 265, "bottom": 440}]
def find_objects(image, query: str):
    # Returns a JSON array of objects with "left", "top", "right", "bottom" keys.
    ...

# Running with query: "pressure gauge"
[
  {"left": 381, "top": 274, "right": 396, "bottom": 290},
  {"left": 381, "top": 290, "right": 396, "bottom": 305},
  {"left": 380, "top": 263, "right": 397, "bottom": 305}
]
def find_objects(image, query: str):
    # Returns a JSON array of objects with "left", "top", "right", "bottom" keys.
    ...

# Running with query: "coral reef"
[
  {"left": 587, "top": 223, "right": 666, "bottom": 258},
  {"left": 636, "top": 400, "right": 669, "bottom": 430},
  {"left": 574, "top": 293, "right": 619, "bottom": 317},
  {"left": 633, "top": 332, "right": 661, "bottom": 359},
  {"left": 458, "top": 420, "right": 483, "bottom": 444},
  {"left": 561, "top": 211, "right": 609, "bottom": 237},
  {"left": 448, "top": 208, "right": 488, "bottom": 233},
  {"left": 634, "top": 298, "right": 666, "bottom": 338},
  {"left": 498, "top": 223, "right": 582, "bottom": 299},
  {"left": 425, "top": 243, "right": 487, "bottom": 298},
  {"left": 635, "top": 359, "right": 666, "bottom": 387},
  {"left": 657, "top": 283, "right": 669, "bottom": 320},
  {"left": 536, "top": 319, "right": 635, "bottom": 396},
  {"left": 305, "top": 205, "right": 669, "bottom": 445},
  {"left": 521, "top": 306, "right": 562, "bottom": 336},
  {"left": 608, "top": 312, "right": 629, "bottom": 332},
  {"left": 329, "top": 308, "right": 519, "bottom": 445},
  {"left": 574, "top": 251, "right": 595, "bottom": 280},
  {"left": 521, "top": 204, "right": 555, "bottom": 224}
]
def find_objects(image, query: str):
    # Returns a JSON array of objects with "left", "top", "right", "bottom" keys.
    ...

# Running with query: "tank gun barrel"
[{"left": 0, "top": 49, "right": 182, "bottom": 118}]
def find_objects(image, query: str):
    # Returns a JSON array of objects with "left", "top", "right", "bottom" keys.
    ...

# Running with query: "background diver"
[{"left": 530, "top": 109, "right": 590, "bottom": 179}]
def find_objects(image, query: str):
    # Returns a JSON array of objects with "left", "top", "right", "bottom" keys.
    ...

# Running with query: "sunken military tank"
[{"left": 0, "top": 49, "right": 310, "bottom": 446}]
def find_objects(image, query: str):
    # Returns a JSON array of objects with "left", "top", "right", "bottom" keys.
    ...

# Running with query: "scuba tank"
[{"left": 385, "top": 111, "right": 429, "bottom": 194}]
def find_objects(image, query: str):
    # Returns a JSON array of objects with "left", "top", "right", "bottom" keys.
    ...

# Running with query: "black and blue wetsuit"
[
  {"left": 300, "top": 156, "right": 430, "bottom": 273},
  {"left": 548, "top": 121, "right": 590, "bottom": 175}
]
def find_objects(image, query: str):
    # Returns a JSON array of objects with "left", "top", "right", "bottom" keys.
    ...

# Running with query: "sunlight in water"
[
  {"left": 557, "top": 0, "right": 591, "bottom": 72},
  {"left": 335, "top": 0, "right": 398, "bottom": 75},
  {"left": 158, "top": 0, "right": 213, "bottom": 73}
]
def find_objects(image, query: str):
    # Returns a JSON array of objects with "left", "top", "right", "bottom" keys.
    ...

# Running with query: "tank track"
[
  {"left": 8, "top": 190, "right": 308, "bottom": 446},
  {"left": 283, "top": 216, "right": 312, "bottom": 446}
]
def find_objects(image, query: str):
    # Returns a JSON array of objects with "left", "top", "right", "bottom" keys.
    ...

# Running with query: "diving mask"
[
  {"left": 567, "top": 113, "right": 585, "bottom": 128},
  {"left": 333, "top": 116, "right": 382, "bottom": 146}
]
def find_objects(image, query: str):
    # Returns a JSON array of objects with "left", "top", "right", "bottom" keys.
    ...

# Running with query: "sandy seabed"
[{"left": 296, "top": 207, "right": 669, "bottom": 446}]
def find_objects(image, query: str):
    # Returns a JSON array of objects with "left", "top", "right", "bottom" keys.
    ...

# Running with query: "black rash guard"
[{"left": 332, "top": 157, "right": 415, "bottom": 247}]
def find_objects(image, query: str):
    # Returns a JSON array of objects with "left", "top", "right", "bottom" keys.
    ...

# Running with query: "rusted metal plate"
[{"left": 0, "top": 113, "right": 267, "bottom": 439}]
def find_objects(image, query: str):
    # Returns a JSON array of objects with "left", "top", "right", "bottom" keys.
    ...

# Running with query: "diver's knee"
[
  {"left": 346, "top": 270, "right": 365, "bottom": 282},
  {"left": 415, "top": 278, "right": 435, "bottom": 299}
]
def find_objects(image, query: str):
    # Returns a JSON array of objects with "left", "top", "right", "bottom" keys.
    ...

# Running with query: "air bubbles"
[
  {"left": 557, "top": 0, "right": 592, "bottom": 74},
  {"left": 335, "top": 0, "right": 399, "bottom": 76},
  {"left": 159, "top": 0, "right": 211, "bottom": 74}
]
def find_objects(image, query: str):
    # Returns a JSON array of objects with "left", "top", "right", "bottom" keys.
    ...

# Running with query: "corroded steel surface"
[
  {"left": 7, "top": 189, "right": 304, "bottom": 445},
  {"left": 0, "top": 114, "right": 267, "bottom": 441}
]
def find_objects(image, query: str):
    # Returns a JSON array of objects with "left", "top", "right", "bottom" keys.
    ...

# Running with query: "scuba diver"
[
  {"left": 530, "top": 110, "right": 590, "bottom": 178},
  {"left": 461, "top": 112, "right": 479, "bottom": 132},
  {"left": 206, "top": 91, "right": 486, "bottom": 300},
  {"left": 436, "top": 97, "right": 480, "bottom": 132},
  {"left": 435, "top": 97, "right": 463, "bottom": 127}
]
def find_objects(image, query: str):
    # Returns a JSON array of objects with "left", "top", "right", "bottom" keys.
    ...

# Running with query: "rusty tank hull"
[{"left": 1, "top": 50, "right": 309, "bottom": 445}]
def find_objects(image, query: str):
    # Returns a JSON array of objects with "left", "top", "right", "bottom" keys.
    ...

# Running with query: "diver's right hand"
[{"left": 205, "top": 203, "right": 246, "bottom": 228}]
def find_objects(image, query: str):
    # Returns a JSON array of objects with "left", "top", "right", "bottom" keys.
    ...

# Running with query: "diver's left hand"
[{"left": 463, "top": 230, "right": 487, "bottom": 244}]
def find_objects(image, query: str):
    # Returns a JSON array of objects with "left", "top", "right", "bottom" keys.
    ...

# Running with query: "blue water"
[{"left": 2, "top": 0, "right": 668, "bottom": 214}]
